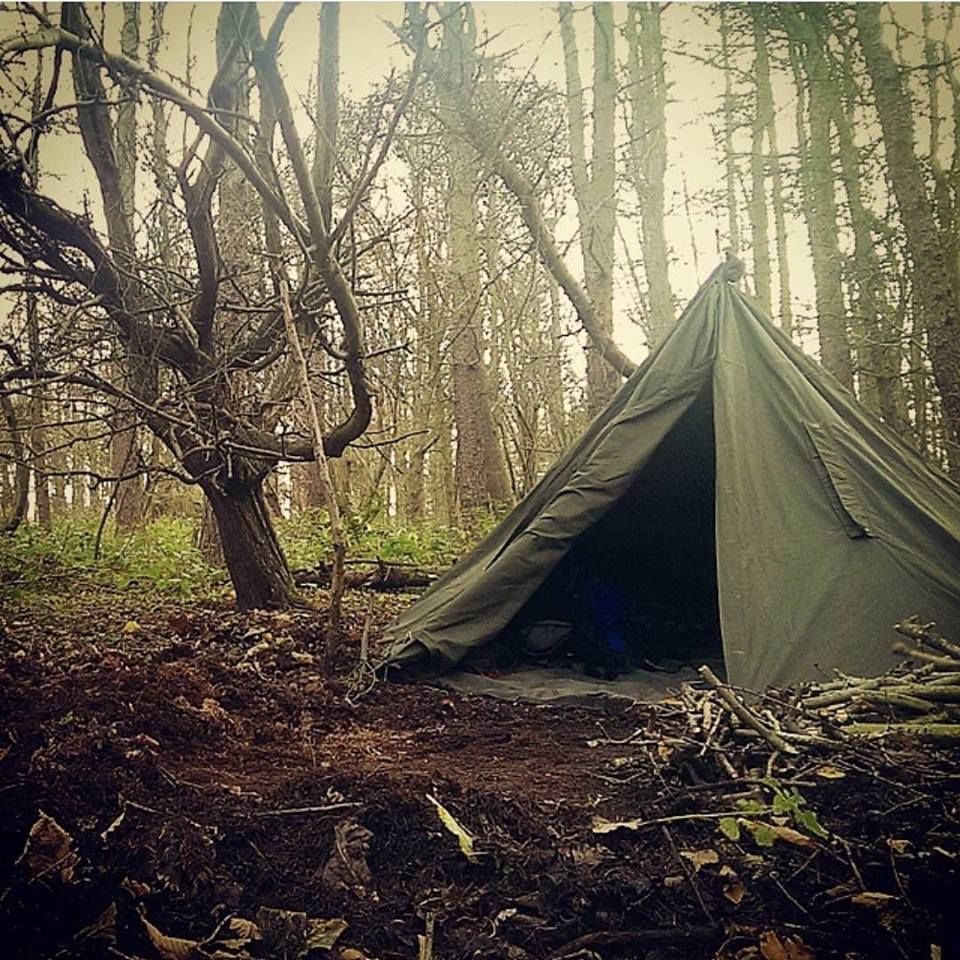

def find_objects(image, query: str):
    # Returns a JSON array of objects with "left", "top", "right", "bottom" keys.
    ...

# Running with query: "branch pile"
[{"left": 801, "top": 617, "right": 960, "bottom": 742}]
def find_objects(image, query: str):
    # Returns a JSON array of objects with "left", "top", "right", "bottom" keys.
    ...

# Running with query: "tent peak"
[{"left": 721, "top": 250, "right": 746, "bottom": 284}]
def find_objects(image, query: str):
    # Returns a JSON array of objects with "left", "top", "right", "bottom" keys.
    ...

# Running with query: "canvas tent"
[{"left": 385, "top": 262, "right": 960, "bottom": 692}]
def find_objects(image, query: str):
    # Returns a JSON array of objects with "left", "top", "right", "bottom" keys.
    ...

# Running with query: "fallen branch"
[
  {"left": 698, "top": 665, "right": 798, "bottom": 755},
  {"left": 895, "top": 617, "right": 960, "bottom": 660},
  {"left": 892, "top": 642, "right": 960, "bottom": 670},
  {"left": 250, "top": 802, "right": 360, "bottom": 818},
  {"left": 546, "top": 925, "right": 722, "bottom": 959},
  {"left": 294, "top": 559, "right": 442, "bottom": 590},
  {"left": 844, "top": 722, "right": 960, "bottom": 742}
]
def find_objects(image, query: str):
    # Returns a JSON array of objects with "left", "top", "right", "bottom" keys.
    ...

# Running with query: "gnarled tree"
[{"left": 0, "top": 2, "right": 420, "bottom": 607}]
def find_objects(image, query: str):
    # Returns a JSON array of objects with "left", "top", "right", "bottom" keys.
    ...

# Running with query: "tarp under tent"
[{"left": 384, "top": 261, "right": 960, "bottom": 694}]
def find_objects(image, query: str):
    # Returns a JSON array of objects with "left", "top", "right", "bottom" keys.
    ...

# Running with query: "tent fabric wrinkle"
[{"left": 385, "top": 265, "right": 960, "bottom": 691}]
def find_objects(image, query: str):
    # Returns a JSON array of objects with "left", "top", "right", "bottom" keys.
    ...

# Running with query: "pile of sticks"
[
  {"left": 691, "top": 616, "right": 960, "bottom": 753},
  {"left": 800, "top": 617, "right": 960, "bottom": 742}
]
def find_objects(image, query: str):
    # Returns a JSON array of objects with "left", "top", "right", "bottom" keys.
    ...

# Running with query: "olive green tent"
[{"left": 385, "top": 263, "right": 960, "bottom": 691}]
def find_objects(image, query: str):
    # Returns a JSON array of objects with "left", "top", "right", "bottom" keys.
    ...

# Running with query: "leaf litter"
[{"left": 0, "top": 590, "right": 957, "bottom": 959}]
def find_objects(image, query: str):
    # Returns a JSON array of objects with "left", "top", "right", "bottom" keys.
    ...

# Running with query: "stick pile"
[{"left": 690, "top": 616, "right": 960, "bottom": 754}]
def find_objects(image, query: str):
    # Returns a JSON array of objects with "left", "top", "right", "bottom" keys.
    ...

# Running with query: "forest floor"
[{"left": 0, "top": 588, "right": 957, "bottom": 960}]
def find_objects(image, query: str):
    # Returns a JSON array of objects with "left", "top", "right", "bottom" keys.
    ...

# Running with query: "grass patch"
[{"left": 0, "top": 510, "right": 496, "bottom": 602}]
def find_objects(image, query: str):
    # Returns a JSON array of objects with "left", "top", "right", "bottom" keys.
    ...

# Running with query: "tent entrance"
[{"left": 494, "top": 382, "right": 724, "bottom": 681}]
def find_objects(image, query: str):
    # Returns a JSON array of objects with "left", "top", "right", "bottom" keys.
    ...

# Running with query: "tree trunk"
[
  {"left": 1, "top": 394, "right": 29, "bottom": 534},
  {"left": 438, "top": 3, "right": 511, "bottom": 514},
  {"left": 748, "top": 7, "right": 772, "bottom": 312},
  {"left": 203, "top": 479, "right": 299, "bottom": 610},
  {"left": 857, "top": 4, "right": 960, "bottom": 474},
  {"left": 788, "top": 33, "right": 853, "bottom": 389},
  {"left": 625, "top": 2, "right": 674, "bottom": 346},
  {"left": 198, "top": 501, "right": 224, "bottom": 565},
  {"left": 111, "top": 403, "right": 142, "bottom": 531},
  {"left": 560, "top": 2, "right": 621, "bottom": 412},
  {"left": 109, "top": 3, "right": 144, "bottom": 531},
  {"left": 720, "top": 6, "right": 740, "bottom": 253}
]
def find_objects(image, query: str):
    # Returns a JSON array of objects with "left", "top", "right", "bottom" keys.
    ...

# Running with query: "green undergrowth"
[
  {"left": 276, "top": 508, "right": 492, "bottom": 571},
  {"left": 0, "top": 516, "right": 222, "bottom": 601},
  {"left": 0, "top": 510, "right": 493, "bottom": 603}
]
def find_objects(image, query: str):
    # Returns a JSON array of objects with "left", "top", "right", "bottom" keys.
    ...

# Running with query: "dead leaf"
[
  {"left": 143, "top": 916, "right": 198, "bottom": 960},
  {"left": 200, "top": 915, "right": 262, "bottom": 954},
  {"left": 591, "top": 816, "right": 641, "bottom": 834},
  {"left": 769, "top": 824, "right": 818, "bottom": 848},
  {"left": 566, "top": 844, "right": 609, "bottom": 866},
  {"left": 16, "top": 811, "right": 79, "bottom": 883},
  {"left": 851, "top": 891, "right": 898, "bottom": 907},
  {"left": 76, "top": 903, "right": 117, "bottom": 944},
  {"left": 427, "top": 794, "right": 480, "bottom": 862},
  {"left": 824, "top": 880, "right": 859, "bottom": 899},
  {"left": 759, "top": 930, "right": 815, "bottom": 960},
  {"left": 257, "top": 907, "right": 347, "bottom": 959},
  {"left": 724, "top": 880, "right": 746, "bottom": 905},
  {"left": 679, "top": 848, "right": 720, "bottom": 872},
  {"left": 814, "top": 765, "right": 846, "bottom": 779},
  {"left": 307, "top": 918, "right": 350, "bottom": 951}
]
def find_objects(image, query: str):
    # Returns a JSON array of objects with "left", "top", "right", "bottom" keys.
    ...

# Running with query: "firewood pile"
[{"left": 690, "top": 616, "right": 960, "bottom": 756}]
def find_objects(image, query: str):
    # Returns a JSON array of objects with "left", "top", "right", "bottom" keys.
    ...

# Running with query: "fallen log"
[{"left": 294, "top": 559, "right": 443, "bottom": 590}]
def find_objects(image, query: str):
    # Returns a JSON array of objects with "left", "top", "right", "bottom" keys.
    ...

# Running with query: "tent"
[{"left": 385, "top": 261, "right": 960, "bottom": 691}]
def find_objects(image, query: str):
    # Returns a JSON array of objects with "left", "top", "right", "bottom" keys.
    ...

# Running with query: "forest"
[{"left": 0, "top": 2, "right": 959, "bottom": 959}]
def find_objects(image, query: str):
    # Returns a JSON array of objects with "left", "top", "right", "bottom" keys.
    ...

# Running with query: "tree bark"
[
  {"left": 560, "top": 2, "right": 621, "bottom": 411},
  {"left": 625, "top": 2, "right": 674, "bottom": 346},
  {"left": 1, "top": 394, "right": 29, "bottom": 534},
  {"left": 788, "top": 31, "right": 853, "bottom": 389},
  {"left": 748, "top": 8, "right": 772, "bottom": 313},
  {"left": 857, "top": 4, "right": 960, "bottom": 474},
  {"left": 203, "top": 479, "right": 299, "bottom": 610},
  {"left": 437, "top": 3, "right": 510, "bottom": 514},
  {"left": 720, "top": 6, "right": 740, "bottom": 253}
]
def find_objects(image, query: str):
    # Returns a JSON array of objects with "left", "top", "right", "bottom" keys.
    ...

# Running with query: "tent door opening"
[{"left": 502, "top": 382, "right": 724, "bottom": 677}]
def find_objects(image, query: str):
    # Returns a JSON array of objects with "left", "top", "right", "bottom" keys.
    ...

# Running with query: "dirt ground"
[{"left": 0, "top": 590, "right": 958, "bottom": 960}]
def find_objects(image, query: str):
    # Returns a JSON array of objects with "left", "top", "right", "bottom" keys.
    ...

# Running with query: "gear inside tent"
[{"left": 383, "top": 262, "right": 960, "bottom": 703}]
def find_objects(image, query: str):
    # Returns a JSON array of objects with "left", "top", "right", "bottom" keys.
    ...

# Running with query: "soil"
[{"left": 0, "top": 589, "right": 958, "bottom": 960}]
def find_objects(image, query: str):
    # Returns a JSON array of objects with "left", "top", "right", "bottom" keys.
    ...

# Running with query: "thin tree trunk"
[
  {"left": 788, "top": 32, "right": 853, "bottom": 388},
  {"left": 27, "top": 296, "right": 50, "bottom": 529},
  {"left": 748, "top": 7, "right": 772, "bottom": 312},
  {"left": 277, "top": 270, "right": 345, "bottom": 665},
  {"left": 438, "top": 3, "right": 510, "bottom": 514},
  {"left": 560, "top": 2, "right": 621, "bottom": 411},
  {"left": 1, "top": 395, "right": 29, "bottom": 533},
  {"left": 625, "top": 2, "right": 674, "bottom": 346},
  {"left": 721, "top": 6, "right": 740, "bottom": 253},
  {"left": 110, "top": 2, "right": 143, "bottom": 532},
  {"left": 313, "top": 2, "right": 338, "bottom": 231}
]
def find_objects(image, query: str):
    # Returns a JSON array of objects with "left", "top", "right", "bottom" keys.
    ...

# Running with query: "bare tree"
[{"left": 0, "top": 3, "right": 420, "bottom": 607}]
